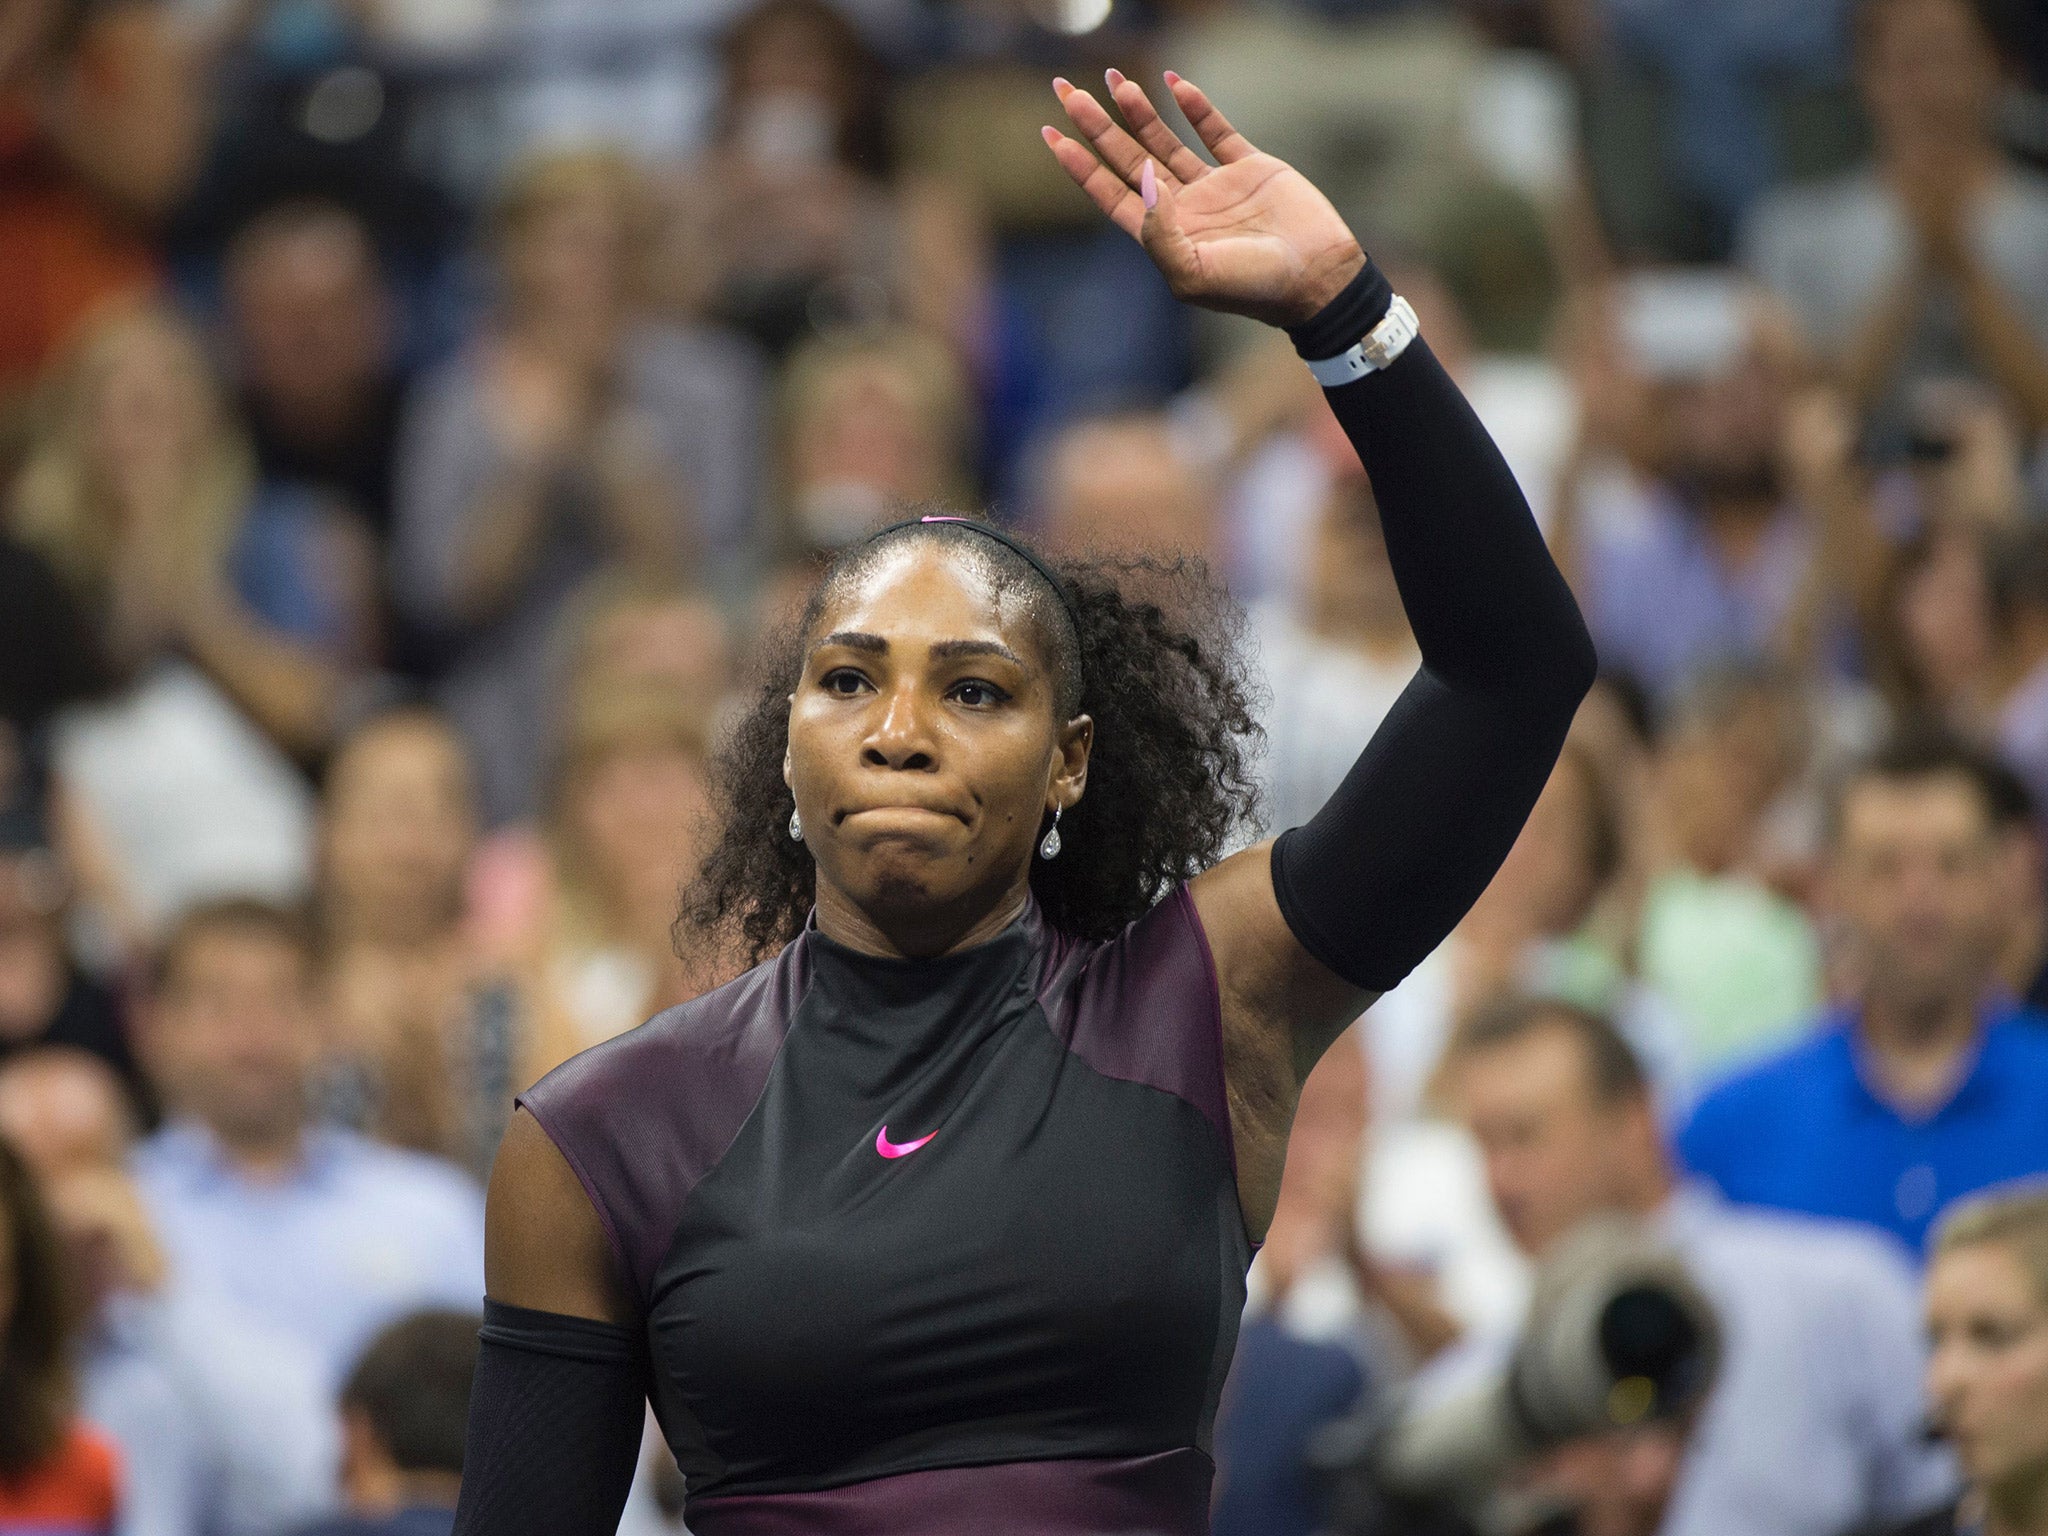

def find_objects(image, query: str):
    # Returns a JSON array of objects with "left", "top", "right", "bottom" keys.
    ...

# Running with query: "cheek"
[{"left": 2004, "top": 1341, "right": 2048, "bottom": 1447}]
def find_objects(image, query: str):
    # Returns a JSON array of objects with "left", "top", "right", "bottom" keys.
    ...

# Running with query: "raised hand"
[{"left": 1042, "top": 71, "right": 1364, "bottom": 328}]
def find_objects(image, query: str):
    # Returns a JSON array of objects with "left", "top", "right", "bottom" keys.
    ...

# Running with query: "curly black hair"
[{"left": 680, "top": 519, "right": 1265, "bottom": 964}]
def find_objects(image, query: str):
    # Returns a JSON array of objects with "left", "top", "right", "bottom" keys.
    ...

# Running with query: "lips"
[{"left": 834, "top": 803, "right": 970, "bottom": 827}]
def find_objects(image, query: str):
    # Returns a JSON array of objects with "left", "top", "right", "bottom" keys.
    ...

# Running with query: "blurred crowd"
[{"left": 3, "top": 0, "right": 2048, "bottom": 1532}]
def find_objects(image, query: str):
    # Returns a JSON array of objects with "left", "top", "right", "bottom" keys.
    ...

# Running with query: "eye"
[
  {"left": 948, "top": 679, "right": 1010, "bottom": 708},
  {"left": 820, "top": 667, "right": 871, "bottom": 696}
]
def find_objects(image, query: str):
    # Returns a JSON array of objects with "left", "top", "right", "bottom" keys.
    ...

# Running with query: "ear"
[
  {"left": 1049, "top": 714, "right": 1093, "bottom": 812},
  {"left": 782, "top": 747, "right": 794, "bottom": 790}
]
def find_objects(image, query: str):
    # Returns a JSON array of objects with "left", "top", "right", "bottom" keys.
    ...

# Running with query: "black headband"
[{"left": 866, "top": 514, "right": 1082, "bottom": 640}]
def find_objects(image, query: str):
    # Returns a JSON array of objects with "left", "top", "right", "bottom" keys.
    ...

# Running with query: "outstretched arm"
[{"left": 1046, "top": 75, "right": 1596, "bottom": 1232}]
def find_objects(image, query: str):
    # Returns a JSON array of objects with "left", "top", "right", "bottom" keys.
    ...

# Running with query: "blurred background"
[{"left": 2, "top": 0, "right": 2048, "bottom": 1532}]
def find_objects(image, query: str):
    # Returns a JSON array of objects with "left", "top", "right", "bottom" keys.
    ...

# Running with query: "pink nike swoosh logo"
[{"left": 875, "top": 1125, "right": 937, "bottom": 1159}]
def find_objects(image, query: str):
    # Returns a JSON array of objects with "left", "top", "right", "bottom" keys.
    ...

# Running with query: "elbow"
[{"left": 1557, "top": 605, "right": 1599, "bottom": 711}]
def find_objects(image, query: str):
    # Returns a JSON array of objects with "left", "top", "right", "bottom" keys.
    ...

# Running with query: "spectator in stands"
[
  {"left": 1679, "top": 731, "right": 2048, "bottom": 1255},
  {"left": 223, "top": 200, "right": 407, "bottom": 547},
  {"left": 13, "top": 302, "right": 375, "bottom": 953},
  {"left": 0, "top": 1134, "right": 117, "bottom": 1534},
  {"left": 1572, "top": 0, "right": 1858, "bottom": 263},
  {"left": 768, "top": 324, "right": 974, "bottom": 564},
  {"left": 131, "top": 897, "right": 484, "bottom": 1387},
  {"left": 1556, "top": 273, "right": 1819, "bottom": 706},
  {"left": 0, "top": 807, "right": 146, "bottom": 1118},
  {"left": 1035, "top": 411, "right": 1219, "bottom": 562},
  {"left": 1875, "top": 1182, "right": 2048, "bottom": 1536},
  {"left": 10, "top": 301, "right": 376, "bottom": 748},
  {"left": 393, "top": 146, "right": 763, "bottom": 824},
  {"left": 1634, "top": 665, "right": 1824, "bottom": 1073},
  {"left": 656, "top": 0, "right": 989, "bottom": 364},
  {"left": 284, "top": 1309, "right": 481, "bottom": 1536},
  {"left": 539, "top": 683, "right": 718, "bottom": 1045},
  {"left": 317, "top": 709, "right": 574, "bottom": 1180},
  {"left": 0, "top": 1046, "right": 337, "bottom": 1536},
  {"left": 1444, "top": 996, "right": 1956, "bottom": 1536},
  {"left": 0, "top": 0, "right": 203, "bottom": 403},
  {"left": 1742, "top": 0, "right": 2048, "bottom": 450}
]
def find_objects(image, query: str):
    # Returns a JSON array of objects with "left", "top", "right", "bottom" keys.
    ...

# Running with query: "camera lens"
[{"left": 1598, "top": 1285, "right": 1708, "bottom": 1418}]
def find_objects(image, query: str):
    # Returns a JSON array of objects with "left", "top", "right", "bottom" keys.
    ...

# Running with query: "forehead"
[
  {"left": 1930, "top": 1241, "right": 2042, "bottom": 1313},
  {"left": 1839, "top": 772, "right": 1990, "bottom": 845},
  {"left": 1458, "top": 1023, "right": 1598, "bottom": 1111},
  {"left": 811, "top": 541, "right": 1050, "bottom": 661},
  {"left": 173, "top": 926, "right": 310, "bottom": 988}
]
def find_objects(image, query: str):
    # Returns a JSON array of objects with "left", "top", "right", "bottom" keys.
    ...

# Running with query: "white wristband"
[{"left": 1304, "top": 294, "right": 1421, "bottom": 387}]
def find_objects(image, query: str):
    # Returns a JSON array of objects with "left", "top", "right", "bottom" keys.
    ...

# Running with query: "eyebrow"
[{"left": 814, "top": 632, "right": 1026, "bottom": 667}]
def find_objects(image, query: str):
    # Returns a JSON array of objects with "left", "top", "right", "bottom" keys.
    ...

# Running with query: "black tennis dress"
[{"left": 518, "top": 885, "right": 1250, "bottom": 1535}]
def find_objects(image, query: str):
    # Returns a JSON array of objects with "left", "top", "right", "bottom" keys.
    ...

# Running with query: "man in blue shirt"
[
  {"left": 1680, "top": 731, "right": 2048, "bottom": 1257},
  {"left": 132, "top": 897, "right": 486, "bottom": 1388}
]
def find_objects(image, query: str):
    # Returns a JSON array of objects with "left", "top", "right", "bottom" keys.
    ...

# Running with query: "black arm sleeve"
[
  {"left": 1268, "top": 261, "right": 1598, "bottom": 993},
  {"left": 451, "top": 1300, "right": 650, "bottom": 1536}
]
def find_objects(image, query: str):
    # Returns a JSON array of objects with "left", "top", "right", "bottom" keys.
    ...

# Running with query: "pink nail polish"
[
  {"left": 1053, "top": 77, "right": 1072, "bottom": 94},
  {"left": 1141, "top": 160, "right": 1157, "bottom": 210},
  {"left": 1163, "top": 70, "right": 1182, "bottom": 85},
  {"left": 1041, "top": 125, "right": 1060, "bottom": 145},
  {"left": 1105, "top": 67, "right": 1124, "bottom": 88}
]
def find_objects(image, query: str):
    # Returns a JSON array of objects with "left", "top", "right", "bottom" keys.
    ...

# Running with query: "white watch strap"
[{"left": 1304, "top": 294, "right": 1421, "bottom": 387}]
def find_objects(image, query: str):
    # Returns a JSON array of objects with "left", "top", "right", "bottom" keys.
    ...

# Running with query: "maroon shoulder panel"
[
  {"left": 1037, "top": 884, "right": 1235, "bottom": 1182},
  {"left": 516, "top": 937, "right": 810, "bottom": 1310}
]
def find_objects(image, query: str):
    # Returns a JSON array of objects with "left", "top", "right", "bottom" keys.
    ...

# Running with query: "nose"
[{"left": 862, "top": 680, "right": 937, "bottom": 772}]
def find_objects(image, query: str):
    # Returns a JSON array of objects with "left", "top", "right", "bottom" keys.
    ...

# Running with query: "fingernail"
[
  {"left": 1053, "top": 76, "right": 1072, "bottom": 95},
  {"left": 1105, "top": 67, "right": 1124, "bottom": 88},
  {"left": 1141, "top": 160, "right": 1157, "bottom": 210},
  {"left": 1163, "top": 70, "right": 1182, "bottom": 85},
  {"left": 1041, "top": 125, "right": 1059, "bottom": 145}
]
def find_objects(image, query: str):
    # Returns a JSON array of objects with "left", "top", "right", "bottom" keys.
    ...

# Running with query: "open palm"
[{"left": 1043, "top": 71, "right": 1365, "bottom": 328}]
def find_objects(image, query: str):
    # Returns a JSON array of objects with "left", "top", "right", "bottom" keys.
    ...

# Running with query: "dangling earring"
[
  {"left": 1038, "top": 808, "right": 1063, "bottom": 861},
  {"left": 789, "top": 808, "right": 804, "bottom": 842}
]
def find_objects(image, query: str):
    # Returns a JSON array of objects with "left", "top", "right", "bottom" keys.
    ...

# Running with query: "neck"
[
  {"left": 210, "top": 1120, "right": 308, "bottom": 1179},
  {"left": 1860, "top": 991, "right": 1981, "bottom": 1110},
  {"left": 1632, "top": 1159, "right": 1676, "bottom": 1217},
  {"left": 813, "top": 878, "right": 1031, "bottom": 960}
]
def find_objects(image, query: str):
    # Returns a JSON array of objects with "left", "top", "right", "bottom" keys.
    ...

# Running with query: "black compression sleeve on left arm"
[
  {"left": 1268, "top": 261, "right": 1598, "bottom": 993},
  {"left": 451, "top": 1300, "right": 650, "bottom": 1536}
]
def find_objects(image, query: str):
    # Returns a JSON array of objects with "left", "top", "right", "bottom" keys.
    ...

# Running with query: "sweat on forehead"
[{"left": 804, "top": 525, "right": 1085, "bottom": 712}]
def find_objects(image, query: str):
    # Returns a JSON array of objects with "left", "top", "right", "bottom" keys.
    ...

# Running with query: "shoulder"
[
  {"left": 1679, "top": 1025, "right": 1844, "bottom": 1154},
  {"left": 1987, "top": 1010, "right": 2048, "bottom": 1064},
  {"left": 521, "top": 941, "right": 806, "bottom": 1132},
  {"left": 1683, "top": 1189, "right": 1917, "bottom": 1297},
  {"left": 515, "top": 942, "right": 810, "bottom": 1305},
  {"left": 1038, "top": 888, "right": 1229, "bottom": 1148}
]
